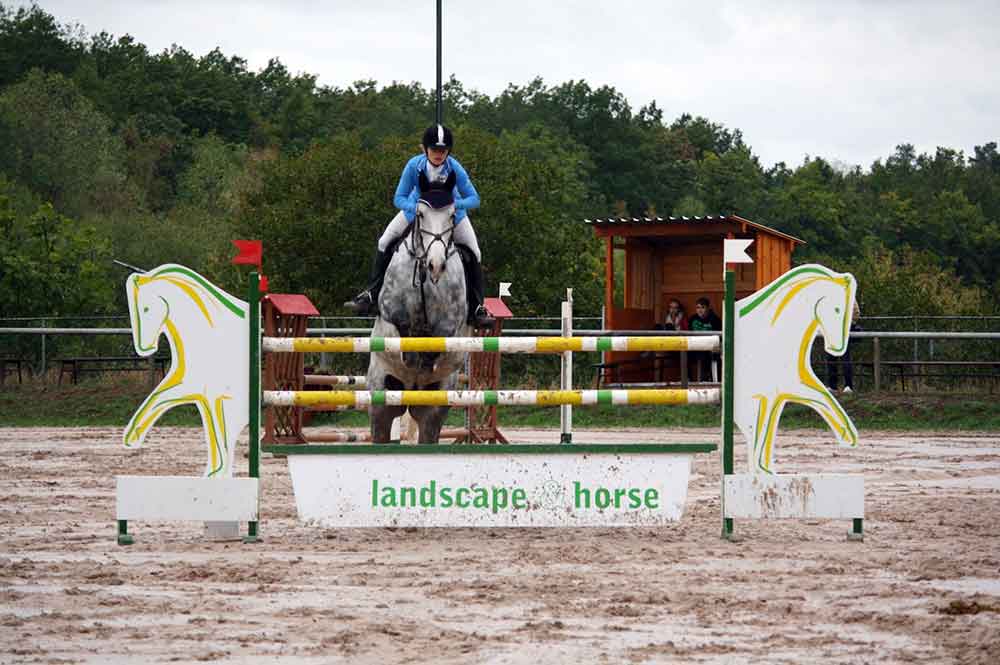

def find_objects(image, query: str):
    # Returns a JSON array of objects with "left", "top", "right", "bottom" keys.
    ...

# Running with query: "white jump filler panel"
[
  {"left": 116, "top": 476, "right": 260, "bottom": 522},
  {"left": 287, "top": 452, "right": 694, "bottom": 527},
  {"left": 723, "top": 474, "right": 864, "bottom": 520}
]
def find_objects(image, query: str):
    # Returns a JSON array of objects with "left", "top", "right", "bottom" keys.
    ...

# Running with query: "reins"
[{"left": 403, "top": 204, "right": 457, "bottom": 332}]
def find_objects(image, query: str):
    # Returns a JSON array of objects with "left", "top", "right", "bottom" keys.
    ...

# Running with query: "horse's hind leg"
[
  {"left": 219, "top": 395, "right": 248, "bottom": 478},
  {"left": 194, "top": 399, "right": 230, "bottom": 477}
]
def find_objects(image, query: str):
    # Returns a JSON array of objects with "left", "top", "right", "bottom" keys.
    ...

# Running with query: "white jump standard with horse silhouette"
[
  {"left": 117, "top": 264, "right": 258, "bottom": 544},
  {"left": 114, "top": 240, "right": 865, "bottom": 542}
]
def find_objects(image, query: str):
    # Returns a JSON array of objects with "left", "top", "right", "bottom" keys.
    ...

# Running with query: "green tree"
[
  {"left": 672, "top": 194, "right": 707, "bottom": 217},
  {"left": 460, "top": 123, "right": 602, "bottom": 315},
  {"left": 697, "top": 147, "right": 765, "bottom": 217},
  {"left": 669, "top": 113, "right": 742, "bottom": 157},
  {"left": 917, "top": 189, "right": 999, "bottom": 288},
  {"left": 966, "top": 142, "right": 1000, "bottom": 222},
  {"left": 759, "top": 158, "right": 856, "bottom": 257},
  {"left": 0, "top": 181, "right": 113, "bottom": 317},
  {"left": 0, "top": 3, "right": 84, "bottom": 87},
  {"left": 820, "top": 241, "right": 992, "bottom": 317},
  {"left": 0, "top": 69, "right": 129, "bottom": 217},
  {"left": 175, "top": 134, "right": 250, "bottom": 216}
]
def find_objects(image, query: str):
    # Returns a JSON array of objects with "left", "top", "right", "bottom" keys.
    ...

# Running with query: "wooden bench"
[
  {"left": 58, "top": 356, "right": 170, "bottom": 385},
  {"left": 592, "top": 352, "right": 720, "bottom": 388},
  {"left": 1, "top": 358, "right": 27, "bottom": 385}
]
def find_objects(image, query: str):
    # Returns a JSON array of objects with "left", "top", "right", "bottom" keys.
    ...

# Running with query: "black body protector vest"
[{"left": 418, "top": 167, "right": 457, "bottom": 209}]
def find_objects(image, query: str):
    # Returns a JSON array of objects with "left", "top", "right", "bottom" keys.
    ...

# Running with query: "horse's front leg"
[
  {"left": 409, "top": 405, "right": 449, "bottom": 444},
  {"left": 123, "top": 382, "right": 189, "bottom": 449},
  {"left": 366, "top": 350, "right": 407, "bottom": 444},
  {"left": 791, "top": 389, "right": 859, "bottom": 449},
  {"left": 370, "top": 405, "right": 406, "bottom": 443}
]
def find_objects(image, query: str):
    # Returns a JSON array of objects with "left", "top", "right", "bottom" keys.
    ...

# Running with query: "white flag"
[
  {"left": 499, "top": 282, "right": 512, "bottom": 298},
  {"left": 723, "top": 239, "right": 754, "bottom": 264}
]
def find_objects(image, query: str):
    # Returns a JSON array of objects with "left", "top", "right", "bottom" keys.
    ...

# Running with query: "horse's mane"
[
  {"left": 137, "top": 265, "right": 245, "bottom": 326},
  {"left": 738, "top": 264, "right": 848, "bottom": 320}
]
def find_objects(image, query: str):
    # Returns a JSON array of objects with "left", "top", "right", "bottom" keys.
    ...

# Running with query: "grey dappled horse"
[{"left": 367, "top": 201, "right": 471, "bottom": 443}]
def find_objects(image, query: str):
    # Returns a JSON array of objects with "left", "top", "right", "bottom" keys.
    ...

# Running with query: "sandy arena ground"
[{"left": 1, "top": 425, "right": 999, "bottom": 664}]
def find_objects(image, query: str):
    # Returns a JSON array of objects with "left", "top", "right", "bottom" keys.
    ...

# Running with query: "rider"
[{"left": 344, "top": 124, "right": 494, "bottom": 327}]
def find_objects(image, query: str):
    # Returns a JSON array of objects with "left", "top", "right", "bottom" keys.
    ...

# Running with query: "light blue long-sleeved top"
[{"left": 393, "top": 154, "right": 479, "bottom": 223}]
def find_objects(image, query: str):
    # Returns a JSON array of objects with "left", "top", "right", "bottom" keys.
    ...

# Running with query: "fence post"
[
  {"left": 873, "top": 336, "right": 881, "bottom": 392},
  {"left": 40, "top": 318, "right": 47, "bottom": 381}
]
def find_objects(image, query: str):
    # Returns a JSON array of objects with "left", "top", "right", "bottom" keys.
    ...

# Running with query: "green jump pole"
[
  {"left": 721, "top": 266, "right": 735, "bottom": 540},
  {"left": 244, "top": 271, "right": 261, "bottom": 543}
]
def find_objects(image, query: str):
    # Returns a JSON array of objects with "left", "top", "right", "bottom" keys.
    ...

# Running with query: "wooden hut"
[{"left": 586, "top": 215, "right": 804, "bottom": 384}]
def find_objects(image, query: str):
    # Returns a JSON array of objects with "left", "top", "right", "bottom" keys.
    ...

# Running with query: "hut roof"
[
  {"left": 264, "top": 293, "right": 320, "bottom": 317},
  {"left": 583, "top": 214, "right": 805, "bottom": 245}
]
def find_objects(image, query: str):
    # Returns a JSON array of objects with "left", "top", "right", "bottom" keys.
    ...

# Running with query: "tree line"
[{"left": 1, "top": 2, "right": 997, "bottom": 336}]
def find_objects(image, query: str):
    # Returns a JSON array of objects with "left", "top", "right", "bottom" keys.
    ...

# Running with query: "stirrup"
[
  {"left": 472, "top": 305, "right": 495, "bottom": 328},
  {"left": 343, "top": 290, "right": 375, "bottom": 314}
]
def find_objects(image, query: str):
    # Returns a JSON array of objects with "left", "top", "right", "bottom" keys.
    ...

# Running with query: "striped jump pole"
[
  {"left": 306, "top": 427, "right": 470, "bottom": 443},
  {"left": 263, "top": 388, "right": 721, "bottom": 409},
  {"left": 303, "top": 374, "right": 367, "bottom": 386},
  {"left": 303, "top": 374, "right": 468, "bottom": 387},
  {"left": 263, "top": 335, "right": 719, "bottom": 355}
]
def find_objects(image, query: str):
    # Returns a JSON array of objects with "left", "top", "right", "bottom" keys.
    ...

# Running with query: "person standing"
[{"left": 827, "top": 300, "right": 861, "bottom": 393}]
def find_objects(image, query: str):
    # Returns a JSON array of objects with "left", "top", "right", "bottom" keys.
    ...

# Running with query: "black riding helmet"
[{"left": 422, "top": 124, "right": 454, "bottom": 151}]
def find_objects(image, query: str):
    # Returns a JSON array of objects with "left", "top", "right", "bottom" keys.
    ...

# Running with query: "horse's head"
[
  {"left": 814, "top": 272, "right": 857, "bottom": 356},
  {"left": 127, "top": 273, "right": 168, "bottom": 356},
  {"left": 414, "top": 200, "right": 456, "bottom": 284}
]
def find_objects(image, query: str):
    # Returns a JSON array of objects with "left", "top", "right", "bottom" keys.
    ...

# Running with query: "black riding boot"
[
  {"left": 343, "top": 249, "right": 391, "bottom": 315},
  {"left": 460, "top": 249, "right": 495, "bottom": 328}
]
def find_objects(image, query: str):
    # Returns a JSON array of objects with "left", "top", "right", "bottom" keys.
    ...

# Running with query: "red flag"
[
  {"left": 232, "top": 240, "right": 262, "bottom": 269},
  {"left": 259, "top": 275, "right": 269, "bottom": 293}
]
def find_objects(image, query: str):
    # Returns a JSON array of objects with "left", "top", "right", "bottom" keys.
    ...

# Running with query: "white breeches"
[
  {"left": 452, "top": 217, "right": 481, "bottom": 261},
  {"left": 378, "top": 211, "right": 481, "bottom": 262},
  {"left": 377, "top": 211, "right": 411, "bottom": 251}
]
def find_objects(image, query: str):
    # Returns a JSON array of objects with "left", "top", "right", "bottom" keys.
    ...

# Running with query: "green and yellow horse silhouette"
[
  {"left": 123, "top": 264, "right": 249, "bottom": 477},
  {"left": 734, "top": 264, "right": 858, "bottom": 474}
]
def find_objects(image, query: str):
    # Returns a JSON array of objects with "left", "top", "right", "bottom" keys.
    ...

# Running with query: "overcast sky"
[{"left": 23, "top": 0, "right": 999, "bottom": 170}]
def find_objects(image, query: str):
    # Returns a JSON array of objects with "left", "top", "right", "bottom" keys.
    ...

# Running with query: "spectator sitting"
[
  {"left": 663, "top": 298, "right": 689, "bottom": 331},
  {"left": 689, "top": 297, "right": 722, "bottom": 381},
  {"left": 826, "top": 300, "right": 860, "bottom": 394},
  {"left": 689, "top": 297, "right": 722, "bottom": 332}
]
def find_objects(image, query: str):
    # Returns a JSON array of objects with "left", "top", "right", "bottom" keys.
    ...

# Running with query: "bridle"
[{"left": 403, "top": 202, "right": 457, "bottom": 331}]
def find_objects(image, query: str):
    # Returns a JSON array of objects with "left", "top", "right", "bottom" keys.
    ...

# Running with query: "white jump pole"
[{"left": 560, "top": 288, "right": 573, "bottom": 444}]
